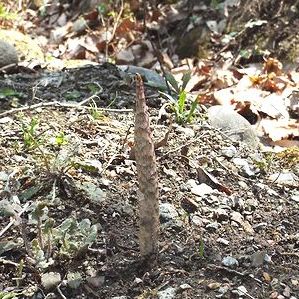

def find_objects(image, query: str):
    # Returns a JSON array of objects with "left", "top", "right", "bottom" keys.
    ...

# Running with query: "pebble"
[
  {"left": 253, "top": 222, "right": 268, "bottom": 231},
  {"left": 205, "top": 222, "right": 220, "bottom": 232},
  {"left": 87, "top": 275, "right": 105, "bottom": 288},
  {"left": 179, "top": 283, "right": 192, "bottom": 290},
  {"left": 67, "top": 272, "right": 83, "bottom": 289},
  {"left": 217, "top": 285, "right": 229, "bottom": 297},
  {"left": 157, "top": 287, "right": 177, "bottom": 299},
  {"left": 283, "top": 286, "right": 291, "bottom": 297},
  {"left": 221, "top": 145, "right": 237, "bottom": 158},
  {"left": 190, "top": 182, "right": 214, "bottom": 196},
  {"left": 269, "top": 172, "right": 298, "bottom": 186},
  {"left": 208, "top": 282, "right": 221, "bottom": 290},
  {"left": 251, "top": 251, "right": 266, "bottom": 267},
  {"left": 0, "top": 39, "right": 18, "bottom": 67},
  {"left": 41, "top": 272, "right": 61, "bottom": 290},
  {"left": 214, "top": 208, "right": 229, "bottom": 222},
  {"left": 230, "top": 211, "right": 244, "bottom": 225},
  {"left": 233, "top": 286, "right": 248, "bottom": 296},
  {"left": 217, "top": 237, "right": 230, "bottom": 246},
  {"left": 232, "top": 158, "right": 257, "bottom": 177},
  {"left": 160, "top": 203, "right": 179, "bottom": 222},
  {"left": 222, "top": 256, "right": 239, "bottom": 268}
]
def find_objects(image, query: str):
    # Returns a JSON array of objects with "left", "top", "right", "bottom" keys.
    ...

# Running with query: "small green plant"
[
  {"left": 29, "top": 202, "right": 97, "bottom": 269},
  {"left": 0, "top": 291, "right": 20, "bottom": 298},
  {"left": 161, "top": 71, "right": 198, "bottom": 124},
  {"left": 199, "top": 238, "right": 205, "bottom": 258},
  {"left": 0, "top": 3, "right": 17, "bottom": 20},
  {"left": 54, "top": 132, "right": 68, "bottom": 146},
  {"left": 89, "top": 100, "right": 103, "bottom": 120},
  {"left": 52, "top": 217, "right": 98, "bottom": 257},
  {"left": 21, "top": 117, "right": 40, "bottom": 149}
]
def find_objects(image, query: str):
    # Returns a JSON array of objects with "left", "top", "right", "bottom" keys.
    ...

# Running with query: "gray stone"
[
  {"left": 160, "top": 203, "right": 178, "bottom": 222},
  {"left": 221, "top": 145, "right": 237, "bottom": 158},
  {"left": 41, "top": 272, "right": 61, "bottom": 290},
  {"left": 157, "top": 287, "right": 177, "bottom": 299},
  {"left": 208, "top": 105, "right": 259, "bottom": 149},
  {"left": 269, "top": 172, "right": 298, "bottom": 186},
  {"left": 117, "top": 65, "right": 167, "bottom": 90},
  {"left": 0, "top": 40, "right": 18, "bottom": 67},
  {"left": 214, "top": 208, "right": 229, "bottom": 222},
  {"left": 206, "top": 222, "right": 220, "bottom": 232},
  {"left": 217, "top": 237, "right": 230, "bottom": 246},
  {"left": 222, "top": 256, "right": 239, "bottom": 268}
]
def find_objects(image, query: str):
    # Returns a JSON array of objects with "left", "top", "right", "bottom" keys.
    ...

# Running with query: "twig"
[
  {"left": 0, "top": 100, "right": 133, "bottom": 118},
  {"left": 0, "top": 202, "right": 30, "bottom": 237},
  {"left": 279, "top": 252, "right": 299, "bottom": 258},
  {"left": 207, "top": 264, "right": 263, "bottom": 285},
  {"left": 0, "top": 257, "right": 19, "bottom": 267},
  {"left": 110, "top": 0, "right": 124, "bottom": 42},
  {"left": 121, "top": 124, "right": 134, "bottom": 152},
  {"left": 57, "top": 282, "right": 67, "bottom": 299},
  {"left": 237, "top": 288, "right": 257, "bottom": 299}
]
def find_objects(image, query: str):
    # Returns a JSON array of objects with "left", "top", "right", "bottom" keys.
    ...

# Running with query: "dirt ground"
[{"left": 0, "top": 64, "right": 298, "bottom": 299}]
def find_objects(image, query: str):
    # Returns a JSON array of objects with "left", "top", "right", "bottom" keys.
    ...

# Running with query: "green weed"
[{"left": 161, "top": 71, "right": 198, "bottom": 124}]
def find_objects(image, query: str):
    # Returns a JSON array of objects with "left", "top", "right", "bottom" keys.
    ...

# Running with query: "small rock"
[
  {"left": 160, "top": 203, "right": 178, "bottom": 222},
  {"left": 191, "top": 215, "right": 203, "bottom": 226},
  {"left": 291, "top": 193, "right": 299, "bottom": 203},
  {"left": 134, "top": 277, "right": 143, "bottom": 285},
  {"left": 179, "top": 283, "right": 192, "bottom": 290},
  {"left": 232, "top": 158, "right": 257, "bottom": 177},
  {"left": 217, "top": 238, "right": 230, "bottom": 246},
  {"left": 175, "top": 125, "right": 195, "bottom": 138},
  {"left": 0, "top": 117, "right": 13, "bottom": 124},
  {"left": 291, "top": 279, "right": 298, "bottom": 286},
  {"left": 116, "top": 49, "right": 135, "bottom": 65},
  {"left": 87, "top": 275, "right": 105, "bottom": 288},
  {"left": 0, "top": 39, "right": 18, "bottom": 67},
  {"left": 181, "top": 197, "right": 199, "bottom": 213},
  {"left": 73, "top": 18, "right": 88, "bottom": 33},
  {"left": 214, "top": 208, "right": 229, "bottom": 222},
  {"left": 41, "top": 272, "right": 61, "bottom": 290},
  {"left": 208, "top": 282, "right": 221, "bottom": 290},
  {"left": 117, "top": 65, "right": 167, "bottom": 89},
  {"left": 217, "top": 285, "right": 229, "bottom": 296},
  {"left": 270, "top": 291, "right": 279, "bottom": 298},
  {"left": 157, "top": 287, "right": 177, "bottom": 299},
  {"left": 269, "top": 172, "right": 298, "bottom": 186},
  {"left": 191, "top": 183, "right": 214, "bottom": 196},
  {"left": 253, "top": 222, "right": 268, "bottom": 231},
  {"left": 221, "top": 145, "right": 237, "bottom": 158},
  {"left": 283, "top": 286, "right": 291, "bottom": 297},
  {"left": 0, "top": 171, "right": 8, "bottom": 181},
  {"left": 222, "top": 256, "right": 239, "bottom": 268},
  {"left": 233, "top": 286, "right": 248, "bottom": 296},
  {"left": 251, "top": 251, "right": 266, "bottom": 267},
  {"left": 205, "top": 222, "right": 220, "bottom": 232},
  {"left": 230, "top": 211, "right": 244, "bottom": 225},
  {"left": 238, "top": 180, "right": 248, "bottom": 189}
]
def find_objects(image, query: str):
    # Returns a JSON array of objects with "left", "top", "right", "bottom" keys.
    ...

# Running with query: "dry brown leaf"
[{"left": 260, "top": 118, "right": 299, "bottom": 141}]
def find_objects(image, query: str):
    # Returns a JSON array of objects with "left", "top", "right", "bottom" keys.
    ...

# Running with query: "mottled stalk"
[{"left": 134, "top": 74, "right": 159, "bottom": 257}]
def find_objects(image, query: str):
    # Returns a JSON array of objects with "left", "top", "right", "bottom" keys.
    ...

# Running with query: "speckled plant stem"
[{"left": 134, "top": 74, "right": 159, "bottom": 257}]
